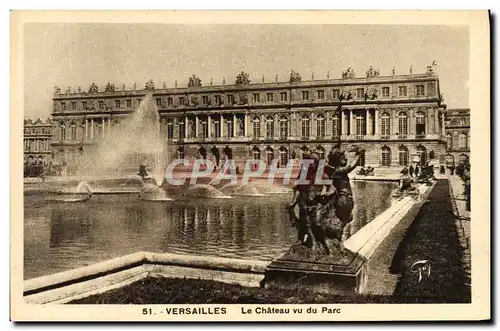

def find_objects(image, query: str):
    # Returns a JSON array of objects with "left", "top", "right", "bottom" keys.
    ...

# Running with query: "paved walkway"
[{"left": 391, "top": 179, "right": 471, "bottom": 302}]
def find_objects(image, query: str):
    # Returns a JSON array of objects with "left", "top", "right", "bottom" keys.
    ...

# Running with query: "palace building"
[
  {"left": 24, "top": 118, "right": 53, "bottom": 164},
  {"left": 51, "top": 65, "right": 449, "bottom": 172},
  {"left": 444, "top": 108, "right": 470, "bottom": 168}
]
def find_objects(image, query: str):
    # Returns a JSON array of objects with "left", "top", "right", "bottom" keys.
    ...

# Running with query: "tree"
[
  {"left": 188, "top": 75, "right": 202, "bottom": 88},
  {"left": 235, "top": 71, "right": 251, "bottom": 85}
]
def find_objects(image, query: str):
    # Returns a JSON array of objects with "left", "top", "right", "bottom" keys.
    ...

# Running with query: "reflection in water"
[{"left": 24, "top": 181, "right": 397, "bottom": 279}]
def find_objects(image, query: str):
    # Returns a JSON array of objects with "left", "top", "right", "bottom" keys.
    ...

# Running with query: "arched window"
[
  {"left": 332, "top": 114, "right": 340, "bottom": 137},
  {"left": 59, "top": 122, "right": 66, "bottom": 141},
  {"left": 252, "top": 146, "right": 261, "bottom": 160},
  {"left": 300, "top": 146, "right": 309, "bottom": 159},
  {"left": 279, "top": 116, "right": 288, "bottom": 139},
  {"left": 316, "top": 146, "right": 325, "bottom": 160},
  {"left": 416, "top": 111, "right": 426, "bottom": 135},
  {"left": 381, "top": 112, "right": 391, "bottom": 137},
  {"left": 446, "top": 133, "right": 453, "bottom": 150},
  {"left": 316, "top": 114, "right": 325, "bottom": 137},
  {"left": 279, "top": 146, "right": 288, "bottom": 166},
  {"left": 398, "top": 112, "right": 408, "bottom": 135},
  {"left": 399, "top": 145, "right": 409, "bottom": 166},
  {"left": 416, "top": 145, "right": 427, "bottom": 166},
  {"left": 459, "top": 133, "right": 468, "bottom": 149},
  {"left": 266, "top": 116, "right": 274, "bottom": 138},
  {"left": 301, "top": 115, "right": 310, "bottom": 138},
  {"left": 70, "top": 122, "right": 77, "bottom": 141},
  {"left": 252, "top": 117, "right": 261, "bottom": 138},
  {"left": 381, "top": 146, "right": 391, "bottom": 167},
  {"left": 265, "top": 146, "right": 274, "bottom": 166}
]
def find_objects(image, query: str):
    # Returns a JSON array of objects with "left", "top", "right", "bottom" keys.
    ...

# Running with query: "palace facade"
[
  {"left": 444, "top": 108, "right": 470, "bottom": 167},
  {"left": 51, "top": 66, "right": 448, "bottom": 171},
  {"left": 24, "top": 118, "right": 53, "bottom": 164}
]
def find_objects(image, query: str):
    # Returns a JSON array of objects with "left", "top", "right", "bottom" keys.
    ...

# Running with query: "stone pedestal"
[{"left": 264, "top": 245, "right": 367, "bottom": 295}]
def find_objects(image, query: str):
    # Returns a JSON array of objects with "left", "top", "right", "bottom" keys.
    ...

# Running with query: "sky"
[{"left": 23, "top": 24, "right": 469, "bottom": 119}]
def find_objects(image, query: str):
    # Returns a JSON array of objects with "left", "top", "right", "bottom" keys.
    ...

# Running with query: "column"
[
  {"left": 185, "top": 116, "right": 189, "bottom": 138},
  {"left": 392, "top": 109, "right": 398, "bottom": 135},
  {"left": 367, "top": 109, "right": 372, "bottom": 136},
  {"left": 84, "top": 119, "right": 88, "bottom": 140},
  {"left": 374, "top": 109, "right": 379, "bottom": 135},
  {"left": 233, "top": 114, "right": 237, "bottom": 137},
  {"left": 260, "top": 114, "right": 265, "bottom": 137},
  {"left": 173, "top": 118, "right": 179, "bottom": 138},
  {"left": 90, "top": 118, "right": 94, "bottom": 140},
  {"left": 108, "top": 118, "right": 111, "bottom": 136},
  {"left": 341, "top": 110, "right": 346, "bottom": 137},
  {"left": 326, "top": 114, "right": 332, "bottom": 138},
  {"left": 195, "top": 115, "right": 199, "bottom": 137},
  {"left": 441, "top": 111, "right": 445, "bottom": 136},
  {"left": 311, "top": 113, "right": 317, "bottom": 138},
  {"left": 244, "top": 113, "right": 249, "bottom": 137},
  {"left": 274, "top": 113, "right": 279, "bottom": 139},
  {"left": 409, "top": 109, "right": 414, "bottom": 135},
  {"left": 433, "top": 108, "right": 438, "bottom": 135},
  {"left": 221, "top": 114, "right": 225, "bottom": 138},
  {"left": 208, "top": 116, "right": 212, "bottom": 138}
]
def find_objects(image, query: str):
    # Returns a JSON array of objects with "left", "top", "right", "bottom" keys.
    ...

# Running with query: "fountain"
[
  {"left": 183, "top": 184, "right": 232, "bottom": 199},
  {"left": 69, "top": 92, "right": 170, "bottom": 199}
]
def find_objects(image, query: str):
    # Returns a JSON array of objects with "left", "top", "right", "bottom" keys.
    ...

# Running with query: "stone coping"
[
  {"left": 24, "top": 251, "right": 270, "bottom": 296},
  {"left": 344, "top": 182, "right": 435, "bottom": 259}
]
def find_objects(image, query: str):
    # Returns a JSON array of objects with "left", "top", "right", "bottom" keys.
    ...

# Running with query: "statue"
[
  {"left": 239, "top": 93, "right": 248, "bottom": 105},
  {"left": 54, "top": 85, "right": 61, "bottom": 95},
  {"left": 88, "top": 83, "right": 99, "bottom": 94},
  {"left": 341, "top": 68, "right": 355, "bottom": 79},
  {"left": 235, "top": 71, "right": 251, "bottom": 86},
  {"left": 104, "top": 82, "right": 116, "bottom": 92},
  {"left": 188, "top": 75, "right": 202, "bottom": 88},
  {"left": 365, "top": 66, "right": 380, "bottom": 78},
  {"left": 288, "top": 145, "right": 364, "bottom": 256},
  {"left": 289, "top": 70, "right": 302, "bottom": 83},
  {"left": 145, "top": 79, "right": 155, "bottom": 90}
]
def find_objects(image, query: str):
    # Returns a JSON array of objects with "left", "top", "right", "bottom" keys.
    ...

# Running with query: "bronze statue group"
[{"left": 288, "top": 143, "right": 365, "bottom": 256}]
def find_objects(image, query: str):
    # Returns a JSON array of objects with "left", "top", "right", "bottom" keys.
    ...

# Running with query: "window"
[
  {"left": 167, "top": 98, "right": 173, "bottom": 107},
  {"left": 279, "top": 147, "right": 288, "bottom": 167},
  {"left": 167, "top": 121, "right": 174, "bottom": 139},
  {"left": 70, "top": 123, "right": 77, "bottom": 141},
  {"left": 200, "top": 119, "right": 208, "bottom": 138},
  {"left": 459, "top": 133, "right": 468, "bottom": 149},
  {"left": 302, "top": 91, "right": 309, "bottom": 101},
  {"left": 446, "top": 133, "right": 453, "bottom": 149},
  {"left": 316, "top": 146, "right": 325, "bottom": 160},
  {"left": 399, "top": 145, "right": 409, "bottom": 166},
  {"left": 227, "top": 95, "right": 234, "bottom": 104},
  {"left": 137, "top": 99, "right": 141, "bottom": 106},
  {"left": 459, "top": 117, "right": 468, "bottom": 125},
  {"left": 266, "top": 116, "right": 274, "bottom": 138},
  {"left": 332, "top": 89, "right": 341, "bottom": 100},
  {"left": 301, "top": 115, "right": 310, "bottom": 138},
  {"left": 214, "top": 118, "right": 221, "bottom": 138},
  {"left": 316, "top": 114, "right": 325, "bottom": 137},
  {"left": 227, "top": 117, "right": 234, "bottom": 137},
  {"left": 179, "top": 97, "right": 185, "bottom": 106},
  {"left": 115, "top": 100, "right": 121, "bottom": 108},
  {"left": 332, "top": 115, "right": 340, "bottom": 137},
  {"left": 382, "top": 87, "right": 390, "bottom": 98},
  {"left": 59, "top": 123, "right": 66, "bottom": 141},
  {"left": 279, "top": 116, "right": 288, "bottom": 139},
  {"left": 252, "top": 117, "right": 261, "bottom": 138},
  {"left": 398, "top": 86, "right": 407, "bottom": 97},
  {"left": 61, "top": 102, "right": 66, "bottom": 111},
  {"left": 215, "top": 95, "right": 221, "bottom": 105},
  {"left": 317, "top": 90, "right": 324, "bottom": 100},
  {"left": 253, "top": 93, "right": 260, "bottom": 103},
  {"left": 265, "top": 147, "right": 274, "bottom": 166},
  {"left": 252, "top": 147, "right": 261, "bottom": 160},
  {"left": 356, "top": 88, "right": 364, "bottom": 99},
  {"left": 280, "top": 92, "right": 288, "bottom": 102},
  {"left": 178, "top": 120, "right": 185, "bottom": 139},
  {"left": 416, "top": 111, "right": 426, "bottom": 135},
  {"left": 266, "top": 93, "right": 273, "bottom": 102},
  {"left": 381, "top": 112, "right": 391, "bottom": 136},
  {"left": 398, "top": 112, "right": 408, "bottom": 135},
  {"left": 381, "top": 146, "right": 391, "bottom": 167},
  {"left": 71, "top": 102, "right": 76, "bottom": 110},
  {"left": 202, "top": 96, "right": 209, "bottom": 105},
  {"left": 98, "top": 101, "right": 104, "bottom": 109},
  {"left": 416, "top": 145, "right": 427, "bottom": 166},
  {"left": 416, "top": 85, "right": 425, "bottom": 96},
  {"left": 126, "top": 99, "right": 132, "bottom": 108},
  {"left": 355, "top": 113, "right": 366, "bottom": 136},
  {"left": 156, "top": 98, "right": 162, "bottom": 107},
  {"left": 82, "top": 101, "right": 87, "bottom": 109}
]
